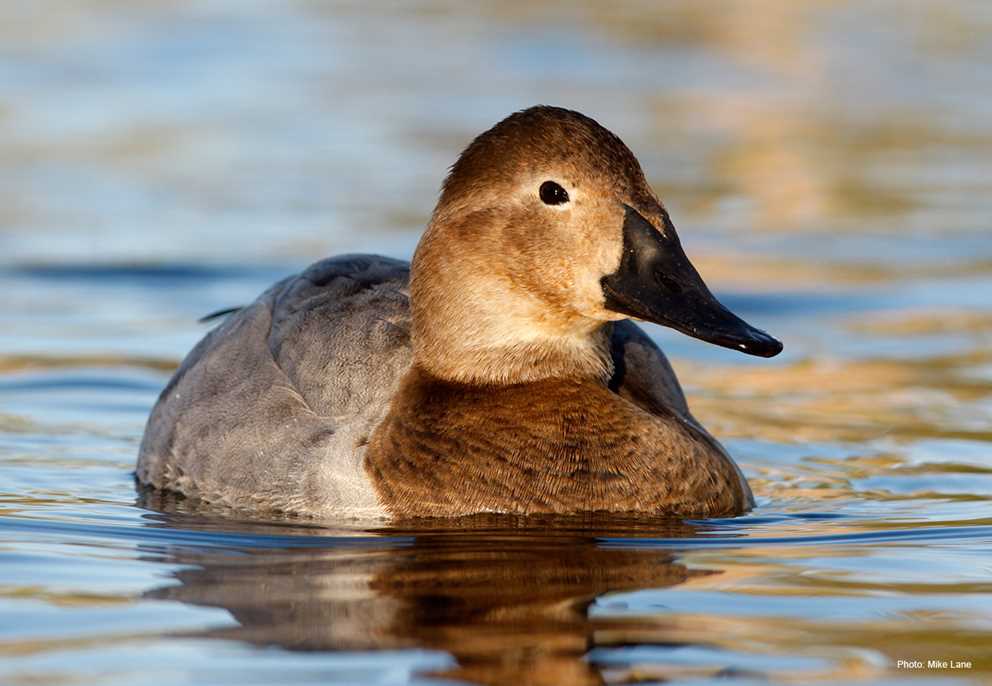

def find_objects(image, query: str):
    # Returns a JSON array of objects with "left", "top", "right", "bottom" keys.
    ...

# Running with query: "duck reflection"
[{"left": 141, "top": 511, "right": 711, "bottom": 686}]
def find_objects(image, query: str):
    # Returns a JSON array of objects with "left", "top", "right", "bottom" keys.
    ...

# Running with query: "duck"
[{"left": 136, "top": 105, "right": 782, "bottom": 520}]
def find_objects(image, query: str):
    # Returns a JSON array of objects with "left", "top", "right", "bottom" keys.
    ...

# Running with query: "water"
[{"left": 2, "top": 1, "right": 991, "bottom": 684}]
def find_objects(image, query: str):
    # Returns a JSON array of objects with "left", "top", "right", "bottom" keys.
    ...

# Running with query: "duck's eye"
[{"left": 539, "top": 180, "right": 569, "bottom": 206}]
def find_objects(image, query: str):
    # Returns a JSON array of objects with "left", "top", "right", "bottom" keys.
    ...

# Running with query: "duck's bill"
[{"left": 601, "top": 206, "right": 783, "bottom": 358}]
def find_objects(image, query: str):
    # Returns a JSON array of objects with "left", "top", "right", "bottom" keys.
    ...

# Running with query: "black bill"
[{"left": 601, "top": 205, "right": 783, "bottom": 358}]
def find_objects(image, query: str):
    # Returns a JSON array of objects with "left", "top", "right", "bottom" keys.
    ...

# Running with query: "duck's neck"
[
  {"left": 413, "top": 319, "right": 615, "bottom": 386},
  {"left": 409, "top": 239, "right": 614, "bottom": 386}
]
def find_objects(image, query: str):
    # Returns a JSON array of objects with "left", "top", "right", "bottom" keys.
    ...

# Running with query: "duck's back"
[{"left": 136, "top": 255, "right": 411, "bottom": 518}]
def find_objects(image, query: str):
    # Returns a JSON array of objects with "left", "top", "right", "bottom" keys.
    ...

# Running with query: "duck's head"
[{"left": 411, "top": 106, "right": 782, "bottom": 384}]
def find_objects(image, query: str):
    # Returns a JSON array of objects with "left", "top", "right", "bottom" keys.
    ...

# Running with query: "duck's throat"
[
  {"left": 422, "top": 338, "right": 612, "bottom": 385},
  {"left": 412, "top": 316, "right": 615, "bottom": 386}
]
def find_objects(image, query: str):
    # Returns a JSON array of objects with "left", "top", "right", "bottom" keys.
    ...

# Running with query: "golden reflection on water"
[
  {"left": 119, "top": 511, "right": 992, "bottom": 685},
  {"left": 135, "top": 517, "right": 695, "bottom": 686},
  {"left": 688, "top": 351, "right": 992, "bottom": 441}
]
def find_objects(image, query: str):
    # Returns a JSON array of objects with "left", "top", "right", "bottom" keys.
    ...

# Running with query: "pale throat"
[{"left": 410, "top": 276, "right": 615, "bottom": 386}]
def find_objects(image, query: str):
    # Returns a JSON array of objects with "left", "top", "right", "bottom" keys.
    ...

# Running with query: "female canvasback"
[{"left": 137, "top": 106, "right": 782, "bottom": 520}]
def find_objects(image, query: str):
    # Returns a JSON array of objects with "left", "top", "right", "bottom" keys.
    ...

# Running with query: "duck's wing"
[
  {"left": 267, "top": 255, "right": 412, "bottom": 417},
  {"left": 609, "top": 320, "right": 693, "bottom": 422},
  {"left": 137, "top": 255, "right": 412, "bottom": 519}
]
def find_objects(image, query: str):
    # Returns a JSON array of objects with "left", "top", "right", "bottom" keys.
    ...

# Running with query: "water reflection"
[{"left": 143, "top": 515, "right": 704, "bottom": 686}]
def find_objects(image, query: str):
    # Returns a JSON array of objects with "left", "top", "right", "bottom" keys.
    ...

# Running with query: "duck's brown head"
[{"left": 411, "top": 106, "right": 782, "bottom": 384}]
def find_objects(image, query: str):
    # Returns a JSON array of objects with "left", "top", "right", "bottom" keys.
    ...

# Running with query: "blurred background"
[
  {"left": 1, "top": 2, "right": 991, "bottom": 685},
  {"left": 3, "top": 1, "right": 991, "bottom": 362}
]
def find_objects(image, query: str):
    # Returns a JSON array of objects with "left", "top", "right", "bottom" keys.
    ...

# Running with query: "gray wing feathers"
[
  {"left": 610, "top": 320, "right": 692, "bottom": 420},
  {"left": 137, "top": 255, "right": 411, "bottom": 518}
]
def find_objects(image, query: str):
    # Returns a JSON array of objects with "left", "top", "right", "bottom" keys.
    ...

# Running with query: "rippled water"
[{"left": 2, "top": 2, "right": 991, "bottom": 684}]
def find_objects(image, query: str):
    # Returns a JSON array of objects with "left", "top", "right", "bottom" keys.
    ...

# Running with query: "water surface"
[{"left": 2, "top": 2, "right": 991, "bottom": 684}]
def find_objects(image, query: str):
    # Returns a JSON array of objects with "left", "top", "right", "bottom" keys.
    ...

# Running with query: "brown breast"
[{"left": 365, "top": 367, "right": 748, "bottom": 518}]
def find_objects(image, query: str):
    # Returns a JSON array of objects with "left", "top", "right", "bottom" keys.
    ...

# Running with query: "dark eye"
[{"left": 539, "top": 180, "right": 569, "bottom": 206}]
